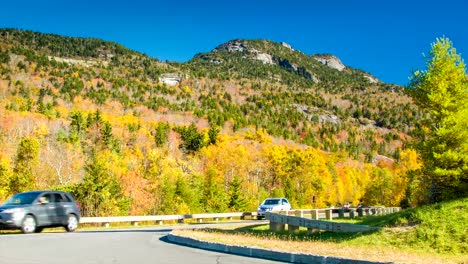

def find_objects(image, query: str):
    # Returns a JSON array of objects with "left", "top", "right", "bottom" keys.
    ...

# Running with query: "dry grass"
[{"left": 173, "top": 227, "right": 466, "bottom": 264}]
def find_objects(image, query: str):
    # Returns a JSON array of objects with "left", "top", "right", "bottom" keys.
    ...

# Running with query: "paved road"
[{"left": 0, "top": 224, "right": 283, "bottom": 264}]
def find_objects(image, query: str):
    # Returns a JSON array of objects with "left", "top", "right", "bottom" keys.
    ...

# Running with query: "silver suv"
[
  {"left": 257, "top": 198, "right": 291, "bottom": 219},
  {"left": 0, "top": 191, "right": 81, "bottom": 233}
]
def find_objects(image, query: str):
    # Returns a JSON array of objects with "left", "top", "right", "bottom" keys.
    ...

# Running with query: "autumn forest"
[{"left": 0, "top": 29, "right": 464, "bottom": 217}]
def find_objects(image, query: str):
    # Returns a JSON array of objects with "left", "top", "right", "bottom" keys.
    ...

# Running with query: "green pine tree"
[
  {"left": 228, "top": 176, "right": 247, "bottom": 211},
  {"left": 409, "top": 37, "right": 468, "bottom": 202}
]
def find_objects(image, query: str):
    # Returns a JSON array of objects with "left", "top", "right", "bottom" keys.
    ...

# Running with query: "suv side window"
[
  {"left": 52, "top": 193, "right": 66, "bottom": 203},
  {"left": 39, "top": 193, "right": 53, "bottom": 203},
  {"left": 61, "top": 193, "right": 72, "bottom": 202},
  {"left": 282, "top": 199, "right": 288, "bottom": 205}
]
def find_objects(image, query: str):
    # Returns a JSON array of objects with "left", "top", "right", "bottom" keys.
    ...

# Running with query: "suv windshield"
[
  {"left": 3, "top": 192, "right": 40, "bottom": 205},
  {"left": 264, "top": 199, "right": 280, "bottom": 205}
]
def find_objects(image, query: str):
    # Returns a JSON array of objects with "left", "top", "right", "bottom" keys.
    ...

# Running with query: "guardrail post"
[
  {"left": 295, "top": 210, "right": 304, "bottom": 218},
  {"left": 326, "top": 209, "right": 333, "bottom": 220},
  {"left": 227, "top": 216, "right": 233, "bottom": 220},
  {"left": 357, "top": 208, "right": 363, "bottom": 217},
  {"left": 311, "top": 210, "right": 319, "bottom": 220},
  {"left": 158, "top": 220, "right": 163, "bottom": 225},
  {"left": 213, "top": 217, "right": 219, "bottom": 222},
  {"left": 197, "top": 219, "right": 203, "bottom": 223},
  {"left": 349, "top": 209, "right": 356, "bottom": 218},
  {"left": 288, "top": 224, "right": 300, "bottom": 233},
  {"left": 338, "top": 208, "right": 345, "bottom": 218},
  {"left": 269, "top": 222, "right": 285, "bottom": 231},
  {"left": 104, "top": 223, "right": 110, "bottom": 228},
  {"left": 131, "top": 221, "right": 139, "bottom": 227}
]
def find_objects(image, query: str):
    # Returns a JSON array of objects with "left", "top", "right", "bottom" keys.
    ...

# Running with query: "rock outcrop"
[
  {"left": 364, "top": 74, "right": 379, "bottom": 84},
  {"left": 313, "top": 54, "right": 346, "bottom": 71},
  {"left": 281, "top": 42, "right": 294, "bottom": 51},
  {"left": 213, "top": 40, "right": 247, "bottom": 53},
  {"left": 159, "top": 73, "right": 183, "bottom": 86},
  {"left": 255, "top": 52, "right": 274, "bottom": 64}
]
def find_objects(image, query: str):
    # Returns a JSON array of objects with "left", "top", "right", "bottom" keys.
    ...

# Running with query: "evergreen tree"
[
  {"left": 409, "top": 37, "right": 468, "bottom": 202},
  {"left": 10, "top": 137, "right": 40, "bottom": 193},
  {"left": 72, "top": 154, "right": 129, "bottom": 216},
  {"left": 228, "top": 176, "right": 247, "bottom": 211},
  {"left": 154, "top": 122, "right": 170, "bottom": 147},
  {"left": 175, "top": 123, "right": 206, "bottom": 153},
  {"left": 208, "top": 125, "right": 219, "bottom": 145}
]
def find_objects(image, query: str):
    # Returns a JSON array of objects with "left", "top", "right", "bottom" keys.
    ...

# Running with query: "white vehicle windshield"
[{"left": 263, "top": 199, "right": 280, "bottom": 205}]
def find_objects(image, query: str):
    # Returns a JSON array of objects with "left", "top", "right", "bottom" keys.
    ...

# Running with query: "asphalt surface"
[{"left": 0, "top": 223, "right": 284, "bottom": 264}]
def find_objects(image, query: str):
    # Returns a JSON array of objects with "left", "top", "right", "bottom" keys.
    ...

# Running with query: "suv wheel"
[
  {"left": 21, "top": 215, "right": 37, "bottom": 234},
  {"left": 65, "top": 214, "right": 78, "bottom": 232}
]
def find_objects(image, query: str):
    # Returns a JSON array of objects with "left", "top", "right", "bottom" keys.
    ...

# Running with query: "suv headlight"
[{"left": 3, "top": 208, "right": 25, "bottom": 219}]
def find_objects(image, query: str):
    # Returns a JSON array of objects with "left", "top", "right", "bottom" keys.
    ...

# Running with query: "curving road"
[{"left": 0, "top": 224, "right": 283, "bottom": 264}]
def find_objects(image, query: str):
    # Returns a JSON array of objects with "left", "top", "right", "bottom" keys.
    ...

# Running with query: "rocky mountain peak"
[{"left": 213, "top": 39, "right": 248, "bottom": 53}]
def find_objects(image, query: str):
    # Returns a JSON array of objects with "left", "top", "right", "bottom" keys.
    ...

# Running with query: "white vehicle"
[{"left": 257, "top": 198, "right": 291, "bottom": 219}]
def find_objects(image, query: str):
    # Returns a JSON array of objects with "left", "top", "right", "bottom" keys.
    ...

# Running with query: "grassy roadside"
[{"left": 173, "top": 198, "right": 468, "bottom": 264}]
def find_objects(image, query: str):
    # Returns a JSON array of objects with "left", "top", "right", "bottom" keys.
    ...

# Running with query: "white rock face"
[
  {"left": 214, "top": 40, "right": 247, "bottom": 52},
  {"left": 313, "top": 55, "right": 346, "bottom": 71},
  {"left": 255, "top": 53, "right": 274, "bottom": 65},
  {"left": 281, "top": 42, "right": 294, "bottom": 51},
  {"left": 48, "top": 56, "right": 109, "bottom": 67},
  {"left": 364, "top": 74, "right": 379, "bottom": 84},
  {"left": 159, "top": 73, "right": 182, "bottom": 86}
]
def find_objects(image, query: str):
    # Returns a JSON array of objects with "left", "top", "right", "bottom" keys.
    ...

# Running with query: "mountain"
[
  {"left": 0, "top": 29, "right": 423, "bottom": 161},
  {"left": 0, "top": 28, "right": 426, "bottom": 215},
  {"left": 186, "top": 39, "right": 375, "bottom": 88}
]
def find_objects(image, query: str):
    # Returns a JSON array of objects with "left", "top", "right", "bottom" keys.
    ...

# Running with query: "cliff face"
[{"left": 313, "top": 54, "right": 346, "bottom": 71}]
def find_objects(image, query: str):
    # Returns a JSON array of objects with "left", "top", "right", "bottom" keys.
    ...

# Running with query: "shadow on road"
[{"left": 78, "top": 228, "right": 172, "bottom": 233}]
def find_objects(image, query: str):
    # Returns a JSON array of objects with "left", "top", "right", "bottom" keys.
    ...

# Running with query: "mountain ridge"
[{"left": 0, "top": 28, "right": 422, "bottom": 162}]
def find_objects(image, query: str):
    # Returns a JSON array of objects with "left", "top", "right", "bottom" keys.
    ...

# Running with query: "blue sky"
[{"left": 0, "top": 0, "right": 466, "bottom": 85}]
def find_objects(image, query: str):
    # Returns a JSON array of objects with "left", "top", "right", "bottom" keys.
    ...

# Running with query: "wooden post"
[
  {"left": 295, "top": 210, "right": 304, "bottom": 218},
  {"left": 350, "top": 209, "right": 356, "bottom": 218},
  {"left": 338, "top": 208, "right": 345, "bottom": 218},
  {"left": 311, "top": 210, "right": 319, "bottom": 220},
  {"left": 269, "top": 222, "right": 285, "bottom": 231},
  {"left": 288, "top": 224, "right": 300, "bottom": 233},
  {"left": 326, "top": 209, "right": 333, "bottom": 220},
  {"left": 357, "top": 208, "right": 363, "bottom": 217}
]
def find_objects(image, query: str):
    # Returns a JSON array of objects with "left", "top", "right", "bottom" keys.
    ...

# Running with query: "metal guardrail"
[
  {"left": 80, "top": 212, "right": 258, "bottom": 227},
  {"left": 266, "top": 207, "right": 401, "bottom": 233}
]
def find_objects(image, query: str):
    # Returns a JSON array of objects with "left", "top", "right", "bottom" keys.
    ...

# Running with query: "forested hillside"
[{"left": 0, "top": 29, "right": 423, "bottom": 216}]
